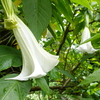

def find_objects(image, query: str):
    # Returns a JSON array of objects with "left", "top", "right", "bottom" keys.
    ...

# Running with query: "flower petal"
[
  {"left": 6, "top": 15, "right": 59, "bottom": 81},
  {"left": 76, "top": 27, "right": 97, "bottom": 54},
  {"left": 2, "top": 0, "right": 59, "bottom": 81}
]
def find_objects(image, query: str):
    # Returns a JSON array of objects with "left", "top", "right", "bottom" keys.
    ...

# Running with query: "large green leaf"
[
  {"left": 36, "top": 77, "right": 52, "bottom": 95},
  {"left": 0, "top": 45, "right": 22, "bottom": 71},
  {"left": 71, "top": 0, "right": 92, "bottom": 10},
  {"left": 0, "top": 74, "right": 31, "bottom": 100},
  {"left": 54, "top": 0, "right": 72, "bottom": 23},
  {"left": 79, "top": 69, "right": 100, "bottom": 85},
  {"left": 22, "top": 0, "right": 52, "bottom": 40},
  {"left": 59, "top": 69, "right": 75, "bottom": 79}
]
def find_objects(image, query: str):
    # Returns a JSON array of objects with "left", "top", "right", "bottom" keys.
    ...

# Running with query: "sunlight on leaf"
[
  {"left": 80, "top": 69, "right": 100, "bottom": 85},
  {"left": 71, "top": 0, "right": 92, "bottom": 10}
]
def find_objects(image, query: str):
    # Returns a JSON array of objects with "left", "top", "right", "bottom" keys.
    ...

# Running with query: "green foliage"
[
  {"left": 0, "top": 45, "right": 22, "bottom": 71},
  {"left": 59, "top": 68, "right": 75, "bottom": 79},
  {"left": 95, "top": 0, "right": 100, "bottom": 5},
  {"left": 80, "top": 54, "right": 95, "bottom": 63},
  {"left": 80, "top": 69, "right": 100, "bottom": 85},
  {"left": 36, "top": 77, "right": 52, "bottom": 95},
  {"left": 49, "top": 68, "right": 61, "bottom": 80},
  {"left": 1, "top": 0, "right": 100, "bottom": 99},
  {"left": 71, "top": 0, "right": 92, "bottom": 10},
  {"left": 22, "top": 0, "right": 52, "bottom": 40},
  {"left": 54, "top": 0, "right": 73, "bottom": 23},
  {"left": 81, "top": 33, "right": 100, "bottom": 44},
  {"left": 0, "top": 74, "right": 31, "bottom": 100}
]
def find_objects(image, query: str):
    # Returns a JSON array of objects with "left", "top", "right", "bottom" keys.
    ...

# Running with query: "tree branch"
[
  {"left": 30, "top": 86, "right": 65, "bottom": 92},
  {"left": 30, "top": 85, "right": 74, "bottom": 92},
  {"left": 56, "top": 23, "right": 70, "bottom": 55}
]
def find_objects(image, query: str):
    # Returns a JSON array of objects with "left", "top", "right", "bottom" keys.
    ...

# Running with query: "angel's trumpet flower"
[
  {"left": 76, "top": 27, "right": 97, "bottom": 54},
  {"left": 1, "top": 0, "right": 59, "bottom": 81}
]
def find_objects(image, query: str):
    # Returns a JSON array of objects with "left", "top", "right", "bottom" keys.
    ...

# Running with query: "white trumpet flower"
[
  {"left": 76, "top": 27, "right": 97, "bottom": 54},
  {"left": 1, "top": 0, "right": 59, "bottom": 81}
]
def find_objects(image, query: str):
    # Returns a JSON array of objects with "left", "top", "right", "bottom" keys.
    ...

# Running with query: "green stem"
[{"left": 1, "top": 0, "right": 14, "bottom": 18}]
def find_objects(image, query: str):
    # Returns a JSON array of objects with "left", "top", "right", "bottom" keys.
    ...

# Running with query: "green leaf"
[
  {"left": 22, "top": 0, "right": 52, "bottom": 40},
  {"left": 80, "top": 54, "right": 94, "bottom": 63},
  {"left": 59, "top": 69, "right": 75, "bottom": 79},
  {"left": 36, "top": 77, "right": 52, "bottom": 95},
  {"left": 64, "top": 0, "right": 73, "bottom": 17},
  {"left": 71, "top": 0, "right": 92, "bottom": 10},
  {"left": 81, "top": 33, "right": 100, "bottom": 44},
  {"left": 0, "top": 45, "right": 22, "bottom": 71},
  {"left": 49, "top": 68, "right": 60, "bottom": 80},
  {"left": 48, "top": 25, "right": 56, "bottom": 39},
  {"left": 73, "top": 21, "right": 84, "bottom": 36},
  {"left": 52, "top": 8, "right": 64, "bottom": 32},
  {"left": 44, "top": 39, "right": 54, "bottom": 47},
  {"left": 79, "top": 69, "right": 100, "bottom": 85},
  {"left": 0, "top": 74, "right": 31, "bottom": 100},
  {"left": 55, "top": 0, "right": 72, "bottom": 23}
]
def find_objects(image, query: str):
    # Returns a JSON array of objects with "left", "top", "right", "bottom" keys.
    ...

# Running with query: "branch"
[
  {"left": 30, "top": 86, "right": 65, "bottom": 92},
  {"left": 0, "top": 35, "right": 12, "bottom": 44},
  {"left": 56, "top": 23, "right": 70, "bottom": 55}
]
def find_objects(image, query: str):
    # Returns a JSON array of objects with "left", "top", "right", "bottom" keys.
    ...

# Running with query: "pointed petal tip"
[
  {"left": 5, "top": 72, "right": 47, "bottom": 81},
  {"left": 5, "top": 77, "right": 28, "bottom": 81},
  {"left": 76, "top": 45, "right": 97, "bottom": 54}
]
